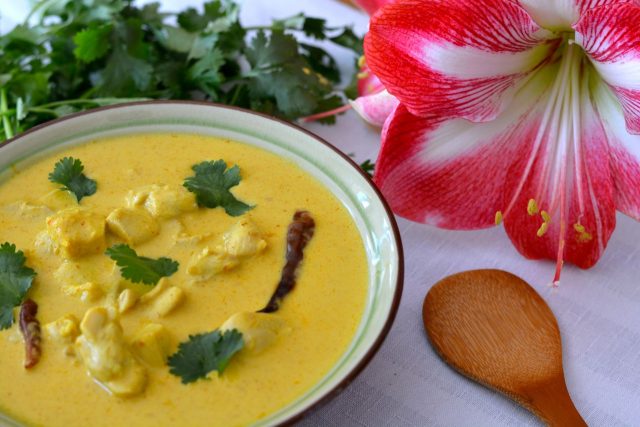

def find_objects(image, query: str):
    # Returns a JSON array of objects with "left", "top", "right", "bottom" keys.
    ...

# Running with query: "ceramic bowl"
[{"left": 0, "top": 101, "right": 403, "bottom": 426}]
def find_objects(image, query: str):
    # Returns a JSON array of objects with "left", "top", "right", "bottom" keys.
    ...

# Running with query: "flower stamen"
[
  {"left": 537, "top": 222, "right": 549, "bottom": 237},
  {"left": 574, "top": 223, "right": 593, "bottom": 242}
]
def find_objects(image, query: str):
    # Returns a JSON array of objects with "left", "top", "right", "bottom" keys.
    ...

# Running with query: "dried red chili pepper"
[
  {"left": 259, "top": 210, "right": 315, "bottom": 313},
  {"left": 19, "top": 299, "right": 41, "bottom": 369}
]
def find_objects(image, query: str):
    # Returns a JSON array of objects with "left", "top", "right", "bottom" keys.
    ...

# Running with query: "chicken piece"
[
  {"left": 130, "top": 324, "right": 172, "bottom": 367},
  {"left": 150, "top": 287, "right": 185, "bottom": 317},
  {"left": 54, "top": 261, "right": 104, "bottom": 303},
  {"left": 75, "top": 307, "right": 147, "bottom": 397},
  {"left": 34, "top": 230, "right": 56, "bottom": 256},
  {"left": 71, "top": 282, "right": 103, "bottom": 303},
  {"left": 221, "top": 218, "right": 267, "bottom": 257},
  {"left": 126, "top": 185, "right": 196, "bottom": 219},
  {"left": 139, "top": 277, "right": 171, "bottom": 304},
  {"left": 138, "top": 278, "right": 185, "bottom": 317},
  {"left": 220, "top": 312, "right": 290, "bottom": 354},
  {"left": 106, "top": 207, "right": 159, "bottom": 245},
  {"left": 187, "top": 247, "right": 239, "bottom": 281},
  {"left": 46, "top": 208, "right": 106, "bottom": 258},
  {"left": 118, "top": 289, "right": 139, "bottom": 314},
  {"left": 39, "top": 189, "right": 77, "bottom": 211},
  {"left": 44, "top": 315, "right": 80, "bottom": 356},
  {"left": 3, "top": 201, "right": 52, "bottom": 220}
]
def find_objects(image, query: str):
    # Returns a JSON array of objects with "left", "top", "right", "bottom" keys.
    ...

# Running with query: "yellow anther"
[
  {"left": 357, "top": 71, "right": 370, "bottom": 80},
  {"left": 574, "top": 223, "right": 592, "bottom": 242},
  {"left": 578, "top": 232, "right": 593, "bottom": 242},
  {"left": 495, "top": 211, "right": 503, "bottom": 225},
  {"left": 541, "top": 210, "right": 551, "bottom": 223},
  {"left": 358, "top": 55, "right": 366, "bottom": 68},
  {"left": 527, "top": 199, "right": 539, "bottom": 216},
  {"left": 536, "top": 222, "right": 549, "bottom": 237}
]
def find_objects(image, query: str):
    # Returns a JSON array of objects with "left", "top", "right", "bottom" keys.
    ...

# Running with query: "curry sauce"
[{"left": 0, "top": 133, "right": 368, "bottom": 427}]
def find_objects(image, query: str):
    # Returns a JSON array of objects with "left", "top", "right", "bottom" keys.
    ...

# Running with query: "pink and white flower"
[{"left": 364, "top": 0, "right": 640, "bottom": 281}]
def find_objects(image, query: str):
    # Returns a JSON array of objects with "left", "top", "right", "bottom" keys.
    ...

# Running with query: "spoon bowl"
[{"left": 423, "top": 269, "right": 586, "bottom": 426}]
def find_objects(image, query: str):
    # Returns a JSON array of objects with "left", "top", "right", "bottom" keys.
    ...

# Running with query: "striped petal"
[
  {"left": 593, "top": 77, "right": 640, "bottom": 220},
  {"left": 352, "top": 0, "right": 390, "bottom": 15},
  {"left": 516, "top": 0, "right": 629, "bottom": 30},
  {"left": 575, "top": 2, "right": 640, "bottom": 134},
  {"left": 375, "top": 60, "right": 617, "bottom": 273},
  {"left": 364, "top": 0, "right": 555, "bottom": 122},
  {"left": 374, "top": 66, "right": 554, "bottom": 228},
  {"left": 351, "top": 90, "right": 399, "bottom": 127},
  {"left": 502, "top": 74, "right": 616, "bottom": 273},
  {"left": 357, "top": 65, "right": 385, "bottom": 97}
]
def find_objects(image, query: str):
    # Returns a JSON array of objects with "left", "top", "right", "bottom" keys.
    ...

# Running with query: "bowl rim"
[{"left": 0, "top": 100, "right": 404, "bottom": 426}]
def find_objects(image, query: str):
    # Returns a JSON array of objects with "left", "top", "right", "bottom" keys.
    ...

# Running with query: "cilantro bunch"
[{"left": 0, "top": 0, "right": 362, "bottom": 142}]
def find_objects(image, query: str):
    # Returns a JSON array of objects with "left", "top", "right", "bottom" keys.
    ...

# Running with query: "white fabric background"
[{"left": 3, "top": 1, "right": 640, "bottom": 425}]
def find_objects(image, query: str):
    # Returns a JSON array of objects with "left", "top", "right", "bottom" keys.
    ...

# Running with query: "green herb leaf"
[
  {"left": 73, "top": 25, "right": 112, "bottom": 63},
  {"left": 183, "top": 160, "right": 253, "bottom": 216},
  {"left": 0, "top": 0, "right": 363, "bottom": 143},
  {"left": 105, "top": 244, "right": 179, "bottom": 285},
  {"left": 360, "top": 159, "right": 375, "bottom": 177},
  {"left": 168, "top": 329, "right": 244, "bottom": 384},
  {"left": 48, "top": 157, "right": 97, "bottom": 202},
  {"left": 0, "top": 243, "right": 37, "bottom": 330}
]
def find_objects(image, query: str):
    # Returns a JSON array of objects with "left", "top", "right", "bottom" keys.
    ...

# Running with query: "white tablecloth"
[{"left": 3, "top": 1, "right": 640, "bottom": 425}]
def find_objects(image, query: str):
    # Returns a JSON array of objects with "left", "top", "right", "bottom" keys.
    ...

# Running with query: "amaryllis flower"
[
  {"left": 350, "top": 61, "right": 399, "bottom": 126},
  {"left": 350, "top": 0, "right": 389, "bottom": 15},
  {"left": 323, "top": 0, "right": 399, "bottom": 127},
  {"left": 364, "top": 0, "right": 640, "bottom": 281}
]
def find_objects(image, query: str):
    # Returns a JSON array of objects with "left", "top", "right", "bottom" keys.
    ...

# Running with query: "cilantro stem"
[
  {"left": 36, "top": 98, "right": 151, "bottom": 109},
  {"left": 228, "top": 84, "right": 243, "bottom": 105},
  {"left": 28, "top": 107, "right": 58, "bottom": 115},
  {"left": 0, "top": 89, "right": 14, "bottom": 141},
  {"left": 0, "top": 98, "right": 152, "bottom": 121}
]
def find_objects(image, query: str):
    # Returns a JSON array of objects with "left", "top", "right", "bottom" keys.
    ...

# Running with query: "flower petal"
[
  {"left": 351, "top": 90, "right": 399, "bottom": 127},
  {"left": 357, "top": 65, "right": 384, "bottom": 97},
  {"left": 592, "top": 77, "right": 640, "bottom": 220},
  {"left": 364, "top": 0, "right": 554, "bottom": 122},
  {"left": 502, "top": 70, "right": 616, "bottom": 271},
  {"left": 374, "top": 66, "right": 554, "bottom": 229},
  {"left": 352, "top": 0, "right": 391, "bottom": 15},
  {"left": 516, "top": 0, "right": 628, "bottom": 30},
  {"left": 575, "top": 2, "right": 640, "bottom": 134}
]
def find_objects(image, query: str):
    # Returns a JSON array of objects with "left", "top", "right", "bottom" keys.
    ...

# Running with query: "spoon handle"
[{"left": 525, "top": 375, "right": 586, "bottom": 427}]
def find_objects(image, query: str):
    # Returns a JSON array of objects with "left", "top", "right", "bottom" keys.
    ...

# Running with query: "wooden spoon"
[{"left": 423, "top": 269, "right": 586, "bottom": 426}]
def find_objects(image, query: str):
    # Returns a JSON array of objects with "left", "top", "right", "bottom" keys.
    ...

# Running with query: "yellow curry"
[{"left": 0, "top": 133, "right": 368, "bottom": 427}]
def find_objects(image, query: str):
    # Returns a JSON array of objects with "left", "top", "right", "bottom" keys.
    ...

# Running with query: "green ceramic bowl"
[{"left": 0, "top": 101, "right": 403, "bottom": 426}]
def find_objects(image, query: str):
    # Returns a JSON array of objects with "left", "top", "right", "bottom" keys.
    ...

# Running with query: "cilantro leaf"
[
  {"left": 48, "top": 157, "right": 97, "bottom": 202},
  {"left": 360, "top": 159, "right": 375, "bottom": 177},
  {"left": 0, "top": 1, "right": 363, "bottom": 142},
  {"left": 73, "top": 25, "right": 112, "bottom": 63},
  {"left": 168, "top": 329, "right": 244, "bottom": 384},
  {"left": 105, "top": 244, "right": 178, "bottom": 285},
  {"left": 0, "top": 243, "right": 37, "bottom": 330},
  {"left": 183, "top": 160, "right": 253, "bottom": 216},
  {"left": 330, "top": 28, "right": 363, "bottom": 55}
]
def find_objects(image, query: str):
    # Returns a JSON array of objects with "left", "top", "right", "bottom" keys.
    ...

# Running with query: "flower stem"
[{"left": 300, "top": 103, "right": 352, "bottom": 122}]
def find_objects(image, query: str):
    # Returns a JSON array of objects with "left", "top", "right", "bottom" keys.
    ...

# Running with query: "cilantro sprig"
[
  {"left": 184, "top": 160, "right": 253, "bottom": 216},
  {"left": 106, "top": 244, "right": 179, "bottom": 286},
  {"left": 48, "top": 157, "right": 97, "bottom": 202},
  {"left": 0, "top": 1, "right": 363, "bottom": 143},
  {"left": 0, "top": 243, "right": 36, "bottom": 330},
  {"left": 168, "top": 329, "right": 244, "bottom": 384}
]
